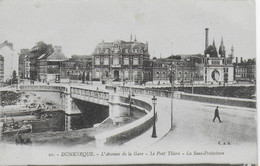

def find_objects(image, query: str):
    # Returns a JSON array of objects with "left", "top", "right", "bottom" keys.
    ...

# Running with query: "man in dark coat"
[{"left": 213, "top": 106, "right": 222, "bottom": 123}]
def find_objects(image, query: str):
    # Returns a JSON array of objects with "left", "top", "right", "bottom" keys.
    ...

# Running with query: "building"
[
  {"left": 0, "top": 55, "right": 4, "bottom": 83},
  {"left": 29, "top": 42, "right": 54, "bottom": 80},
  {"left": 60, "top": 55, "right": 92, "bottom": 83},
  {"left": 0, "top": 41, "right": 19, "bottom": 83},
  {"left": 203, "top": 28, "right": 234, "bottom": 85},
  {"left": 18, "top": 49, "right": 31, "bottom": 79},
  {"left": 234, "top": 58, "right": 256, "bottom": 84},
  {"left": 92, "top": 37, "right": 150, "bottom": 84},
  {"left": 37, "top": 46, "right": 68, "bottom": 82}
]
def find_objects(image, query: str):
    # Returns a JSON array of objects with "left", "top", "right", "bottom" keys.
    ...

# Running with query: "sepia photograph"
[{"left": 0, "top": 0, "right": 257, "bottom": 165}]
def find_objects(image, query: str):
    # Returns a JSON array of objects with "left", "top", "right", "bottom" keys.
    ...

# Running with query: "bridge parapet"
[
  {"left": 95, "top": 95, "right": 154, "bottom": 147},
  {"left": 19, "top": 85, "right": 69, "bottom": 94},
  {"left": 70, "top": 87, "right": 109, "bottom": 106}
]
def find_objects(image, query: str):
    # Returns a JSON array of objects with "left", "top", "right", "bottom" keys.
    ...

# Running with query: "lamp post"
[
  {"left": 151, "top": 95, "right": 157, "bottom": 138},
  {"left": 129, "top": 95, "right": 133, "bottom": 116},
  {"left": 170, "top": 60, "right": 175, "bottom": 130},
  {"left": 191, "top": 72, "right": 194, "bottom": 94}
]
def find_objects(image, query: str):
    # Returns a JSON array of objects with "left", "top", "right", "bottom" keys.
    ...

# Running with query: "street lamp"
[
  {"left": 129, "top": 95, "right": 133, "bottom": 116},
  {"left": 151, "top": 95, "right": 157, "bottom": 138},
  {"left": 191, "top": 72, "right": 194, "bottom": 94},
  {"left": 170, "top": 61, "right": 175, "bottom": 130}
]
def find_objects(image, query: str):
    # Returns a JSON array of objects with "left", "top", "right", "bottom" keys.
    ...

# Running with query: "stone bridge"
[{"left": 18, "top": 85, "right": 153, "bottom": 135}]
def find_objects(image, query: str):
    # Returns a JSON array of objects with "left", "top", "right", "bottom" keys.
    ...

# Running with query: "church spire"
[
  {"left": 212, "top": 39, "right": 216, "bottom": 48},
  {"left": 219, "top": 37, "right": 226, "bottom": 57}
]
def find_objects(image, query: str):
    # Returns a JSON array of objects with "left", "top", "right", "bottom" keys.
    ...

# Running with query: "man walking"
[{"left": 213, "top": 106, "right": 222, "bottom": 123}]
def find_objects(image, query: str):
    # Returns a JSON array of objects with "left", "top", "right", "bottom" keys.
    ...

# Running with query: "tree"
[{"left": 12, "top": 70, "right": 18, "bottom": 84}]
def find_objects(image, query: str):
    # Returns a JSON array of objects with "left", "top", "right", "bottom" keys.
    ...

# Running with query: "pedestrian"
[{"left": 213, "top": 106, "right": 222, "bottom": 123}]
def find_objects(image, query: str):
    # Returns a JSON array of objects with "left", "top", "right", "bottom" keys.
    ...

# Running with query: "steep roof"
[{"left": 47, "top": 52, "right": 68, "bottom": 61}]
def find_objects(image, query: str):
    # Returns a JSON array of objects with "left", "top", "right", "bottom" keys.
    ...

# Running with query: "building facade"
[
  {"left": 92, "top": 38, "right": 150, "bottom": 84},
  {"left": 18, "top": 49, "right": 31, "bottom": 79},
  {"left": 0, "top": 55, "right": 4, "bottom": 83},
  {"left": 29, "top": 42, "right": 54, "bottom": 80},
  {"left": 0, "top": 41, "right": 19, "bottom": 83},
  {"left": 37, "top": 46, "right": 68, "bottom": 82},
  {"left": 60, "top": 55, "right": 92, "bottom": 83},
  {"left": 203, "top": 29, "right": 234, "bottom": 85},
  {"left": 234, "top": 58, "right": 256, "bottom": 84}
]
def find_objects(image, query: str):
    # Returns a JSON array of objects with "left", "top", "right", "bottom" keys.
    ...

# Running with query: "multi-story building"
[
  {"left": 29, "top": 42, "right": 54, "bottom": 80},
  {"left": 151, "top": 58, "right": 169, "bottom": 84},
  {"left": 0, "top": 55, "right": 4, "bottom": 83},
  {"left": 60, "top": 55, "right": 92, "bottom": 82},
  {"left": 92, "top": 38, "right": 150, "bottom": 84},
  {"left": 37, "top": 46, "right": 68, "bottom": 82},
  {"left": 234, "top": 58, "right": 256, "bottom": 84},
  {"left": 203, "top": 28, "right": 234, "bottom": 85},
  {"left": 18, "top": 49, "right": 31, "bottom": 79},
  {"left": 0, "top": 41, "right": 19, "bottom": 83}
]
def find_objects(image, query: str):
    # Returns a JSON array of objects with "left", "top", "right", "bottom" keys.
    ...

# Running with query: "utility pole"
[{"left": 170, "top": 57, "right": 175, "bottom": 130}]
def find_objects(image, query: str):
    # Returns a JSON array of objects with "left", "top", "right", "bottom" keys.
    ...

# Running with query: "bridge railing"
[
  {"left": 106, "top": 85, "right": 256, "bottom": 108},
  {"left": 19, "top": 85, "right": 68, "bottom": 93},
  {"left": 106, "top": 85, "right": 177, "bottom": 99},
  {"left": 70, "top": 87, "right": 109, "bottom": 101},
  {"left": 95, "top": 95, "right": 154, "bottom": 146}
]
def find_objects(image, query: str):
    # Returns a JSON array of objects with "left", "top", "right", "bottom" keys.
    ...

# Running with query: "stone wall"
[{"left": 180, "top": 93, "right": 256, "bottom": 108}]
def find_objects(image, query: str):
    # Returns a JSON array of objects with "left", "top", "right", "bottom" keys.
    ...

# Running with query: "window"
[
  {"left": 162, "top": 72, "right": 166, "bottom": 78},
  {"left": 95, "top": 57, "right": 100, "bottom": 65},
  {"left": 178, "top": 72, "right": 182, "bottom": 80},
  {"left": 156, "top": 72, "right": 160, "bottom": 78},
  {"left": 104, "top": 57, "right": 109, "bottom": 65},
  {"left": 133, "top": 58, "right": 139, "bottom": 65},
  {"left": 124, "top": 57, "right": 129, "bottom": 65},
  {"left": 96, "top": 71, "right": 100, "bottom": 78},
  {"left": 113, "top": 57, "right": 119, "bottom": 65},
  {"left": 184, "top": 72, "right": 188, "bottom": 80},
  {"left": 124, "top": 70, "right": 129, "bottom": 78}
]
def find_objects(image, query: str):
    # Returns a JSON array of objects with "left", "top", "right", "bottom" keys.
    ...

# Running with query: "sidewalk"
[
  {"left": 124, "top": 95, "right": 172, "bottom": 148},
  {"left": 107, "top": 89, "right": 173, "bottom": 148}
]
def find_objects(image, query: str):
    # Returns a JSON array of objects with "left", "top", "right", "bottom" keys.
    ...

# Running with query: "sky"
[{"left": 0, "top": 0, "right": 256, "bottom": 60}]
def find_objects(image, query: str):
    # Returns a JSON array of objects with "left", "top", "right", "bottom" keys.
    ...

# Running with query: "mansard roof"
[{"left": 93, "top": 40, "right": 148, "bottom": 55}]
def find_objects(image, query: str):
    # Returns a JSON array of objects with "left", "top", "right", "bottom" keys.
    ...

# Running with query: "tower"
[
  {"left": 219, "top": 37, "right": 226, "bottom": 57},
  {"left": 205, "top": 28, "right": 209, "bottom": 50}
]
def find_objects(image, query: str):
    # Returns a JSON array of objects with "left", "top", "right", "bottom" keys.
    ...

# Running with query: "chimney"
[
  {"left": 240, "top": 57, "right": 243, "bottom": 63},
  {"left": 236, "top": 57, "right": 238, "bottom": 63},
  {"left": 205, "top": 28, "right": 209, "bottom": 50}
]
